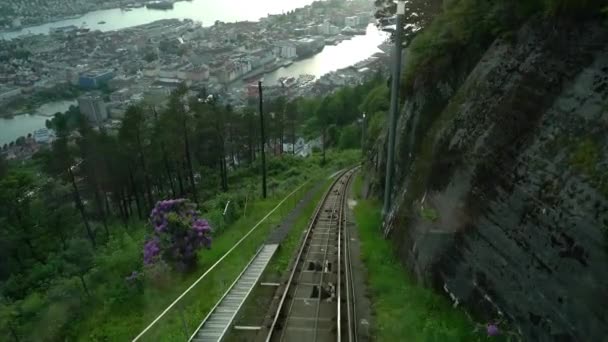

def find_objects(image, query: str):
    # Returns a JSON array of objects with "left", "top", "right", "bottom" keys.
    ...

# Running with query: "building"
[
  {"left": 78, "top": 70, "right": 114, "bottom": 89},
  {"left": 318, "top": 20, "right": 331, "bottom": 35},
  {"left": 107, "top": 75, "right": 137, "bottom": 90},
  {"left": 345, "top": 16, "right": 360, "bottom": 27},
  {"left": 12, "top": 18, "right": 22, "bottom": 29},
  {"left": 178, "top": 65, "right": 210, "bottom": 82},
  {"left": 78, "top": 94, "right": 108, "bottom": 126},
  {"left": 109, "top": 88, "right": 132, "bottom": 103},
  {"left": 277, "top": 41, "right": 297, "bottom": 59},
  {"left": 33, "top": 128, "right": 51, "bottom": 144},
  {"left": 295, "top": 37, "right": 325, "bottom": 58}
]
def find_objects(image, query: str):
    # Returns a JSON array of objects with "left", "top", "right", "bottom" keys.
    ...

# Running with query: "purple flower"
[
  {"left": 143, "top": 239, "right": 161, "bottom": 264},
  {"left": 486, "top": 324, "right": 499, "bottom": 336},
  {"left": 144, "top": 198, "right": 212, "bottom": 270}
]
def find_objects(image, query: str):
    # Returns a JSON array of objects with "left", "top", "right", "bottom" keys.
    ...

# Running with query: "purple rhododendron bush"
[{"left": 143, "top": 199, "right": 212, "bottom": 272}]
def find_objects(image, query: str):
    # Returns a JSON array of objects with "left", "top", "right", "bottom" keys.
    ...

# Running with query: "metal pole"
[
  {"left": 383, "top": 1, "right": 405, "bottom": 217},
  {"left": 258, "top": 81, "right": 267, "bottom": 199}
]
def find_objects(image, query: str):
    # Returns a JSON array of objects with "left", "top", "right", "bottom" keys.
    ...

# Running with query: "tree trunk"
[
  {"left": 23, "top": 237, "right": 44, "bottom": 262},
  {"left": 136, "top": 131, "right": 154, "bottom": 210},
  {"left": 291, "top": 120, "right": 296, "bottom": 155},
  {"left": 322, "top": 128, "right": 326, "bottom": 164},
  {"left": 9, "top": 324, "right": 19, "bottom": 342},
  {"left": 79, "top": 275, "right": 90, "bottom": 297},
  {"left": 163, "top": 149, "right": 176, "bottom": 198},
  {"left": 228, "top": 123, "right": 235, "bottom": 169},
  {"left": 93, "top": 185, "right": 109, "bottom": 238},
  {"left": 123, "top": 187, "right": 132, "bottom": 218},
  {"left": 104, "top": 192, "right": 111, "bottom": 217},
  {"left": 56, "top": 216, "right": 67, "bottom": 249},
  {"left": 128, "top": 167, "right": 143, "bottom": 220},
  {"left": 176, "top": 164, "right": 185, "bottom": 196},
  {"left": 182, "top": 111, "right": 198, "bottom": 204}
]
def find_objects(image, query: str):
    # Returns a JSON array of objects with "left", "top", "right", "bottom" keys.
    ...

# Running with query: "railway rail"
[{"left": 264, "top": 167, "right": 358, "bottom": 342}]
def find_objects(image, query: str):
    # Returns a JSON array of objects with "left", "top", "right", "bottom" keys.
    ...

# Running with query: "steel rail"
[
  {"left": 265, "top": 169, "right": 350, "bottom": 342},
  {"left": 265, "top": 167, "right": 358, "bottom": 342},
  {"left": 343, "top": 168, "right": 359, "bottom": 342}
]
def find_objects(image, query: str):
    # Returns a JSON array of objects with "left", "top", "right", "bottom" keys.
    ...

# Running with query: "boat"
[
  {"left": 98, "top": 21, "right": 106, "bottom": 24},
  {"left": 146, "top": 1, "right": 174, "bottom": 10}
]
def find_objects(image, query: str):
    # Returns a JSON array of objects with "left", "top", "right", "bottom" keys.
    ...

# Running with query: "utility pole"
[
  {"left": 258, "top": 81, "right": 267, "bottom": 199},
  {"left": 383, "top": 0, "right": 405, "bottom": 217}
]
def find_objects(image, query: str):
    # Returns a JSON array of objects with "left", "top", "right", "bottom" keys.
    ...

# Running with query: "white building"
[
  {"left": 33, "top": 128, "right": 51, "bottom": 144},
  {"left": 318, "top": 20, "right": 331, "bottom": 35},
  {"left": 278, "top": 41, "right": 297, "bottom": 59},
  {"left": 345, "top": 16, "right": 360, "bottom": 27},
  {"left": 78, "top": 94, "right": 108, "bottom": 126},
  {"left": 12, "top": 18, "right": 22, "bottom": 28}
]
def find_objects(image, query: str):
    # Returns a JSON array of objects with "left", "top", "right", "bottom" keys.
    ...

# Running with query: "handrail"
[
  {"left": 187, "top": 246, "right": 265, "bottom": 341},
  {"left": 132, "top": 181, "right": 309, "bottom": 341}
]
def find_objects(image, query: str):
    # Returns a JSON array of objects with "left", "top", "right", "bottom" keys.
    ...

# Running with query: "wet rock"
[{"left": 372, "top": 18, "right": 608, "bottom": 341}]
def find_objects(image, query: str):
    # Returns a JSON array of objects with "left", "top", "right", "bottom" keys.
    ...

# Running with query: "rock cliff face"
[{"left": 368, "top": 18, "right": 608, "bottom": 340}]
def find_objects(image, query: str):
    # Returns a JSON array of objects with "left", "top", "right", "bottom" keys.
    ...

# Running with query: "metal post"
[
  {"left": 383, "top": 0, "right": 405, "bottom": 217},
  {"left": 258, "top": 81, "right": 267, "bottom": 199}
]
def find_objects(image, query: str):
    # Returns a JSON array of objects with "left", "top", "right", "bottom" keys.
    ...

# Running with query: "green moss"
[
  {"left": 570, "top": 139, "right": 600, "bottom": 176},
  {"left": 401, "top": 0, "right": 604, "bottom": 92},
  {"left": 353, "top": 198, "right": 494, "bottom": 341}
]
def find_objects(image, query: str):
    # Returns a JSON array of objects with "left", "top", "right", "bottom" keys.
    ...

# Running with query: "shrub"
[{"left": 144, "top": 199, "right": 212, "bottom": 272}]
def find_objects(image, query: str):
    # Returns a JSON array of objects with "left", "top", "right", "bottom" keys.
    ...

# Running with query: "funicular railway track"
[{"left": 264, "top": 168, "right": 358, "bottom": 342}]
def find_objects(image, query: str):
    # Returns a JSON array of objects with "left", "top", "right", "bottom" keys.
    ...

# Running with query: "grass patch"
[
  {"left": 353, "top": 198, "right": 492, "bottom": 341},
  {"left": 421, "top": 207, "right": 439, "bottom": 222},
  {"left": 70, "top": 152, "right": 359, "bottom": 341},
  {"left": 81, "top": 187, "right": 311, "bottom": 341}
]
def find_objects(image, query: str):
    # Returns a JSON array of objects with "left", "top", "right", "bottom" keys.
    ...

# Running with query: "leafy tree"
[
  {"left": 61, "top": 239, "right": 95, "bottom": 297},
  {"left": 35, "top": 181, "right": 79, "bottom": 250},
  {"left": 338, "top": 123, "right": 361, "bottom": 150},
  {"left": 119, "top": 105, "right": 154, "bottom": 211},
  {"left": 0, "top": 171, "right": 41, "bottom": 262},
  {"left": 313, "top": 97, "right": 338, "bottom": 164},
  {"left": 374, "top": 0, "right": 443, "bottom": 45},
  {"left": 0, "top": 301, "right": 20, "bottom": 341},
  {"left": 0, "top": 154, "right": 7, "bottom": 179}
]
